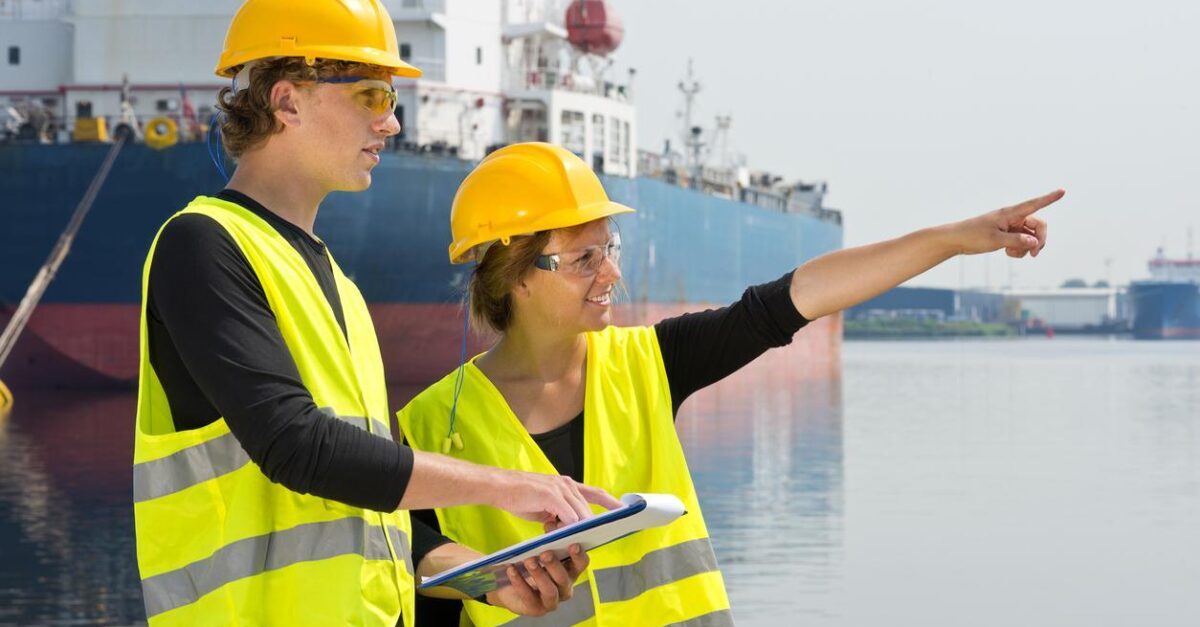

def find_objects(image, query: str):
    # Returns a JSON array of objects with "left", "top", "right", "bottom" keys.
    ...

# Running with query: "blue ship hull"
[
  {"left": 1130, "top": 281, "right": 1200, "bottom": 339},
  {"left": 1, "top": 142, "right": 843, "bottom": 386}
]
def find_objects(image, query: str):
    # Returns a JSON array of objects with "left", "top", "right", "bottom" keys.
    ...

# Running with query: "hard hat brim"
[
  {"left": 449, "top": 199, "right": 636, "bottom": 265},
  {"left": 216, "top": 45, "right": 423, "bottom": 79},
  {"left": 527, "top": 199, "right": 635, "bottom": 234}
]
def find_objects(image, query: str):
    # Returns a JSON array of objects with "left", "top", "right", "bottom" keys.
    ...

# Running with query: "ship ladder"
[{"left": 0, "top": 136, "right": 128, "bottom": 416}]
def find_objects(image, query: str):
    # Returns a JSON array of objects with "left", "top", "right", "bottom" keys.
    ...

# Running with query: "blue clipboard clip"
[{"left": 418, "top": 493, "right": 687, "bottom": 597}]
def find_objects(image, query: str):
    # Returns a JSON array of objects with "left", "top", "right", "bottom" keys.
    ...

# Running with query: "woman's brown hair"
[{"left": 468, "top": 232, "right": 552, "bottom": 333}]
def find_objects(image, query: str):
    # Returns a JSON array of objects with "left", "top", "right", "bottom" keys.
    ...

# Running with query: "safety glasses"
[
  {"left": 316, "top": 76, "right": 398, "bottom": 115},
  {"left": 534, "top": 233, "right": 621, "bottom": 277}
]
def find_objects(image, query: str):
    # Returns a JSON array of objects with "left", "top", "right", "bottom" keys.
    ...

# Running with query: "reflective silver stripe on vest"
[
  {"left": 591, "top": 537, "right": 720, "bottom": 604},
  {"left": 133, "top": 432, "right": 250, "bottom": 503},
  {"left": 318, "top": 406, "right": 392, "bottom": 440},
  {"left": 370, "top": 416, "right": 392, "bottom": 438},
  {"left": 134, "top": 411, "right": 391, "bottom": 503},
  {"left": 499, "top": 580, "right": 596, "bottom": 626},
  {"left": 141, "top": 517, "right": 400, "bottom": 618},
  {"left": 387, "top": 524, "right": 415, "bottom": 575},
  {"left": 666, "top": 609, "right": 736, "bottom": 627}
]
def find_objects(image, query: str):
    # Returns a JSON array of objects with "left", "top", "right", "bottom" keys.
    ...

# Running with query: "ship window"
[
  {"left": 609, "top": 116, "right": 621, "bottom": 165},
  {"left": 592, "top": 114, "right": 606, "bottom": 171},
  {"left": 7, "top": 46, "right": 18, "bottom": 66},
  {"left": 400, "top": 43, "right": 412, "bottom": 62},
  {"left": 156, "top": 98, "right": 179, "bottom": 112},
  {"left": 623, "top": 122, "right": 631, "bottom": 166},
  {"left": 592, "top": 114, "right": 605, "bottom": 154},
  {"left": 511, "top": 106, "right": 547, "bottom": 143},
  {"left": 476, "top": 47, "right": 483, "bottom": 65},
  {"left": 560, "top": 110, "right": 585, "bottom": 156}
]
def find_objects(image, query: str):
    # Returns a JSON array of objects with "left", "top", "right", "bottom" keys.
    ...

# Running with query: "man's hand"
[
  {"left": 489, "top": 469, "right": 623, "bottom": 529},
  {"left": 401, "top": 451, "right": 622, "bottom": 520},
  {"left": 486, "top": 545, "right": 589, "bottom": 616}
]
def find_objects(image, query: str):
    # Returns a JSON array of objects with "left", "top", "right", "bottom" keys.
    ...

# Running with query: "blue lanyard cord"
[
  {"left": 206, "top": 77, "right": 235, "bottom": 182},
  {"left": 206, "top": 110, "right": 230, "bottom": 182},
  {"left": 444, "top": 293, "right": 471, "bottom": 452}
]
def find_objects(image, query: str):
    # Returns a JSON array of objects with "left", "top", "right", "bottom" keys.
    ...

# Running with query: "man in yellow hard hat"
[{"left": 131, "top": 3, "right": 617, "bottom": 626}]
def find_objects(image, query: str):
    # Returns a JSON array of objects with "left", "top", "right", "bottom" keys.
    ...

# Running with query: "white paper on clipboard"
[{"left": 417, "top": 493, "right": 686, "bottom": 597}]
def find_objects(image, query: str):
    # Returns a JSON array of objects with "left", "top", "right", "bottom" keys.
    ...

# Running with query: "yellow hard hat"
[
  {"left": 215, "top": 0, "right": 421, "bottom": 78},
  {"left": 448, "top": 143, "right": 635, "bottom": 264}
]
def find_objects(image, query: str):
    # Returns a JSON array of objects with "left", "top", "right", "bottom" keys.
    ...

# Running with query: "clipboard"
[{"left": 417, "top": 493, "right": 686, "bottom": 597}]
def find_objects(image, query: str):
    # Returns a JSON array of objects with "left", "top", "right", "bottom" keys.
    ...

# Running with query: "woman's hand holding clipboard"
[{"left": 419, "top": 493, "right": 687, "bottom": 597}]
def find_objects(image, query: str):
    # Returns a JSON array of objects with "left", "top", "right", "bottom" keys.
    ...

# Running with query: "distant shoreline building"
[{"left": 847, "top": 285, "right": 1130, "bottom": 334}]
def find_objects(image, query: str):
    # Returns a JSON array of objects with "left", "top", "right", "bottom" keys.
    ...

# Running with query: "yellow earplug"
[{"left": 441, "top": 432, "right": 465, "bottom": 453}]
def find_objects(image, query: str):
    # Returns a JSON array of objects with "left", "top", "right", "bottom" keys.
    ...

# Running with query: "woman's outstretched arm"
[{"left": 790, "top": 189, "right": 1062, "bottom": 320}]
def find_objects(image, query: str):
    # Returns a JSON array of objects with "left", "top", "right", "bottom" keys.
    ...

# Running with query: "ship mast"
[{"left": 677, "top": 59, "right": 703, "bottom": 181}]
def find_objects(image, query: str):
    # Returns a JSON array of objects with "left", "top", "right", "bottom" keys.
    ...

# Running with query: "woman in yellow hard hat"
[
  {"left": 133, "top": 3, "right": 615, "bottom": 627},
  {"left": 398, "top": 142, "right": 1062, "bottom": 626}
]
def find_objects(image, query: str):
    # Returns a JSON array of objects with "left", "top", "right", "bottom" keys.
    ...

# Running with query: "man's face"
[{"left": 287, "top": 66, "right": 401, "bottom": 192}]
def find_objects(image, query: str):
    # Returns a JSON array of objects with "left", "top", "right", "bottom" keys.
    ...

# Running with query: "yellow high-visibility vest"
[
  {"left": 398, "top": 326, "right": 733, "bottom": 626},
  {"left": 133, "top": 196, "right": 415, "bottom": 627}
]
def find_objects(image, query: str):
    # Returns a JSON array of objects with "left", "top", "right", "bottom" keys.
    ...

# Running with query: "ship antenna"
[{"left": 677, "top": 59, "right": 702, "bottom": 178}]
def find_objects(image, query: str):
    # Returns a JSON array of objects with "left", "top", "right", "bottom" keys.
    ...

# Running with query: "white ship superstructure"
[
  {"left": 1147, "top": 248, "right": 1200, "bottom": 283},
  {"left": 0, "top": 0, "right": 636, "bottom": 170}
]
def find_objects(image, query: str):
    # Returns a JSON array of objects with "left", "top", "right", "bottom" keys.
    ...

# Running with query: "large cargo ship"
[
  {"left": 0, "top": 0, "right": 844, "bottom": 389},
  {"left": 1130, "top": 250, "right": 1200, "bottom": 339}
]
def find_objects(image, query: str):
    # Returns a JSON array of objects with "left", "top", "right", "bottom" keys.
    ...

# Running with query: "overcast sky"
[{"left": 606, "top": 0, "right": 1200, "bottom": 289}]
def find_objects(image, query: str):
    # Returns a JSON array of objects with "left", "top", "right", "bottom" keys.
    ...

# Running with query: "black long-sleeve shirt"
[
  {"left": 146, "top": 189, "right": 447, "bottom": 563},
  {"left": 414, "top": 271, "right": 809, "bottom": 623}
]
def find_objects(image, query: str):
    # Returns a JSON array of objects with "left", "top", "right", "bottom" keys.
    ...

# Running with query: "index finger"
[
  {"left": 1008, "top": 189, "right": 1065, "bottom": 219},
  {"left": 576, "top": 483, "right": 623, "bottom": 510},
  {"left": 560, "top": 477, "right": 594, "bottom": 522}
]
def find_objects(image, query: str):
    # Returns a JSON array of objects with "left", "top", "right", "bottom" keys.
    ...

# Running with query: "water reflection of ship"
[
  {"left": 0, "top": 392, "right": 143, "bottom": 623},
  {"left": 676, "top": 352, "right": 844, "bottom": 613}
]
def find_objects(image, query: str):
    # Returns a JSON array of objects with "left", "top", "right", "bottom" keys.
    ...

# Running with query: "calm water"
[{"left": 2, "top": 338, "right": 1198, "bottom": 625}]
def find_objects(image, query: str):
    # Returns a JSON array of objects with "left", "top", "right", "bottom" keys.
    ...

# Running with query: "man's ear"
[{"left": 271, "top": 81, "right": 303, "bottom": 128}]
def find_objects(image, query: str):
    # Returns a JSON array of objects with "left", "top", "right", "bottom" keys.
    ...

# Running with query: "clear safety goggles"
[
  {"left": 316, "top": 76, "right": 399, "bottom": 115},
  {"left": 534, "top": 233, "right": 622, "bottom": 277}
]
